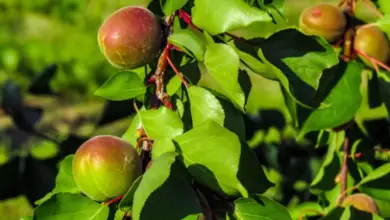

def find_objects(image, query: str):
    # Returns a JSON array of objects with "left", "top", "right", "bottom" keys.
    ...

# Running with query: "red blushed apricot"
[
  {"left": 98, "top": 6, "right": 162, "bottom": 69},
  {"left": 299, "top": 3, "right": 346, "bottom": 43},
  {"left": 354, "top": 25, "right": 390, "bottom": 69},
  {"left": 72, "top": 135, "right": 142, "bottom": 202}
]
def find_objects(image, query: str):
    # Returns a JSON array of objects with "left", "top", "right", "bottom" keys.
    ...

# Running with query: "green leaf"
[
  {"left": 35, "top": 155, "right": 81, "bottom": 206},
  {"left": 122, "top": 109, "right": 145, "bottom": 147},
  {"left": 33, "top": 193, "right": 109, "bottom": 220},
  {"left": 160, "top": 0, "right": 188, "bottom": 15},
  {"left": 289, "top": 202, "right": 323, "bottom": 219},
  {"left": 119, "top": 175, "right": 143, "bottom": 212},
  {"left": 132, "top": 152, "right": 202, "bottom": 220},
  {"left": 151, "top": 138, "right": 176, "bottom": 160},
  {"left": 95, "top": 71, "right": 146, "bottom": 101},
  {"left": 203, "top": 43, "right": 245, "bottom": 110},
  {"left": 310, "top": 131, "right": 343, "bottom": 193},
  {"left": 234, "top": 28, "right": 339, "bottom": 108},
  {"left": 297, "top": 61, "right": 364, "bottom": 135},
  {"left": 231, "top": 195, "right": 292, "bottom": 220},
  {"left": 377, "top": 70, "right": 390, "bottom": 114},
  {"left": 187, "top": 86, "right": 246, "bottom": 140},
  {"left": 188, "top": 86, "right": 224, "bottom": 127},
  {"left": 167, "top": 75, "right": 183, "bottom": 96},
  {"left": 174, "top": 121, "right": 273, "bottom": 197},
  {"left": 168, "top": 28, "right": 208, "bottom": 61},
  {"left": 358, "top": 163, "right": 390, "bottom": 201},
  {"left": 191, "top": 0, "right": 272, "bottom": 35},
  {"left": 139, "top": 107, "right": 184, "bottom": 139}
]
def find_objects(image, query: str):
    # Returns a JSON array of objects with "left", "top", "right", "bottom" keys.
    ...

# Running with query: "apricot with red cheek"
[
  {"left": 98, "top": 6, "right": 163, "bottom": 69},
  {"left": 72, "top": 135, "right": 142, "bottom": 202},
  {"left": 299, "top": 3, "right": 347, "bottom": 43}
]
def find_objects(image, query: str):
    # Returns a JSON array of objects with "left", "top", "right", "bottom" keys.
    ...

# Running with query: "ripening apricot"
[
  {"left": 98, "top": 6, "right": 163, "bottom": 69},
  {"left": 299, "top": 3, "right": 347, "bottom": 43},
  {"left": 72, "top": 135, "right": 142, "bottom": 202},
  {"left": 354, "top": 25, "right": 390, "bottom": 69}
]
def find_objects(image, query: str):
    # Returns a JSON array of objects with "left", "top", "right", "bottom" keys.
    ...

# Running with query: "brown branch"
[{"left": 339, "top": 137, "right": 349, "bottom": 204}]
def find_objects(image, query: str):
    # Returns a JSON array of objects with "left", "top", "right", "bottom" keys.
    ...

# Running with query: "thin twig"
[
  {"left": 103, "top": 195, "right": 124, "bottom": 206},
  {"left": 355, "top": 49, "right": 390, "bottom": 72},
  {"left": 339, "top": 137, "right": 349, "bottom": 204}
]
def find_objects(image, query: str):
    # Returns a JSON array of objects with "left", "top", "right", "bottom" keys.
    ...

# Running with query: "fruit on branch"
[
  {"left": 72, "top": 135, "right": 142, "bottom": 202},
  {"left": 342, "top": 193, "right": 379, "bottom": 214},
  {"left": 98, "top": 6, "right": 163, "bottom": 69},
  {"left": 299, "top": 3, "right": 347, "bottom": 43},
  {"left": 354, "top": 25, "right": 389, "bottom": 68}
]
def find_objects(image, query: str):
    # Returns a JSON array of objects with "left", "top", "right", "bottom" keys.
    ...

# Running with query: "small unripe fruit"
[
  {"left": 342, "top": 193, "right": 379, "bottom": 215},
  {"left": 354, "top": 25, "right": 390, "bottom": 69},
  {"left": 98, "top": 6, "right": 162, "bottom": 69},
  {"left": 299, "top": 3, "right": 347, "bottom": 43},
  {"left": 72, "top": 135, "right": 142, "bottom": 202}
]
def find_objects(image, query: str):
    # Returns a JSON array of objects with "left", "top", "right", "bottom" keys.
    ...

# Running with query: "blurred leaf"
[
  {"left": 231, "top": 195, "right": 292, "bottom": 220},
  {"left": 310, "top": 131, "right": 344, "bottom": 193},
  {"left": 30, "top": 140, "right": 59, "bottom": 160},
  {"left": 132, "top": 152, "right": 202, "bottom": 220},
  {"left": 191, "top": 0, "right": 272, "bottom": 35},
  {"left": 28, "top": 64, "right": 57, "bottom": 95},
  {"left": 33, "top": 193, "right": 109, "bottom": 220},
  {"left": 95, "top": 71, "right": 146, "bottom": 101},
  {"left": 358, "top": 163, "right": 390, "bottom": 201}
]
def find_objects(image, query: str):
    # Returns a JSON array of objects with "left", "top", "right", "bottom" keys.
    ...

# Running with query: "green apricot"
[
  {"left": 299, "top": 3, "right": 347, "bottom": 43},
  {"left": 72, "top": 135, "right": 142, "bottom": 202},
  {"left": 342, "top": 193, "right": 379, "bottom": 215},
  {"left": 354, "top": 25, "right": 389, "bottom": 69},
  {"left": 98, "top": 6, "right": 162, "bottom": 69}
]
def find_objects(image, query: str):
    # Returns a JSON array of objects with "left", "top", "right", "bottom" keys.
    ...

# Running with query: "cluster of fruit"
[
  {"left": 299, "top": 2, "right": 389, "bottom": 70},
  {"left": 72, "top": 6, "right": 160, "bottom": 203}
]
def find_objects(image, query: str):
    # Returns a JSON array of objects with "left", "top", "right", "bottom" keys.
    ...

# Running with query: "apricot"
[
  {"left": 354, "top": 25, "right": 389, "bottom": 69},
  {"left": 72, "top": 135, "right": 142, "bottom": 202},
  {"left": 98, "top": 6, "right": 162, "bottom": 69},
  {"left": 342, "top": 193, "right": 379, "bottom": 215},
  {"left": 299, "top": 3, "right": 347, "bottom": 43}
]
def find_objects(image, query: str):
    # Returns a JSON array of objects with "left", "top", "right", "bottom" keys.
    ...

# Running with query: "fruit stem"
[
  {"left": 178, "top": 9, "right": 200, "bottom": 31},
  {"left": 103, "top": 195, "right": 124, "bottom": 206},
  {"left": 355, "top": 48, "right": 390, "bottom": 72},
  {"left": 336, "top": 185, "right": 357, "bottom": 205},
  {"left": 339, "top": 137, "right": 349, "bottom": 204},
  {"left": 166, "top": 47, "right": 189, "bottom": 89}
]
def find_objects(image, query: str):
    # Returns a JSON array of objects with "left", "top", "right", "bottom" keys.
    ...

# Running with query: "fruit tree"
[{"left": 23, "top": 0, "right": 390, "bottom": 219}]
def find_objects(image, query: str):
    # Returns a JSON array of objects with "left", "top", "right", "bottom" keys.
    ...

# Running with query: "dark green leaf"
[
  {"left": 297, "top": 61, "right": 364, "bottom": 135},
  {"left": 33, "top": 193, "right": 109, "bottom": 220},
  {"left": 174, "top": 121, "right": 272, "bottom": 197},
  {"left": 132, "top": 152, "right": 202, "bottom": 220},
  {"left": 358, "top": 163, "right": 390, "bottom": 201},
  {"left": 191, "top": 0, "right": 272, "bottom": 35},
  {"left": 231, "top": 195, "right": 292, "bottom": 220},
  {"left": 310, "top": 131, "right": 343, "bottom": 193},
  {"left": 119, "top": 175, "right": 143, "bottom": 212},
  {"left": 35, "top": 155, "right": 81, "bottom": 206},
  {"left": 95, "top": 71, "right": 146, "bottom": 101},
  {"left": 139, "top": 107, "right": 184, "bottom": 139}
]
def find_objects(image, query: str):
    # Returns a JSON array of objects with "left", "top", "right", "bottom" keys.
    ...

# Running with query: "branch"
[{"left": 339, "top": 137, "right": 349, "bottom": 204}]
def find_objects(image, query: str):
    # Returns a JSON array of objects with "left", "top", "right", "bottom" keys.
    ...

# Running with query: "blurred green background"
[{"left": 0, "top": 0, "right": 141, "bottom": 219}]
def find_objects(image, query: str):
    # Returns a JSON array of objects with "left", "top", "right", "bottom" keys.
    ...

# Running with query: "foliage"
[{"left": 1, "top": 0, "right": 390, "bottom": 220}]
